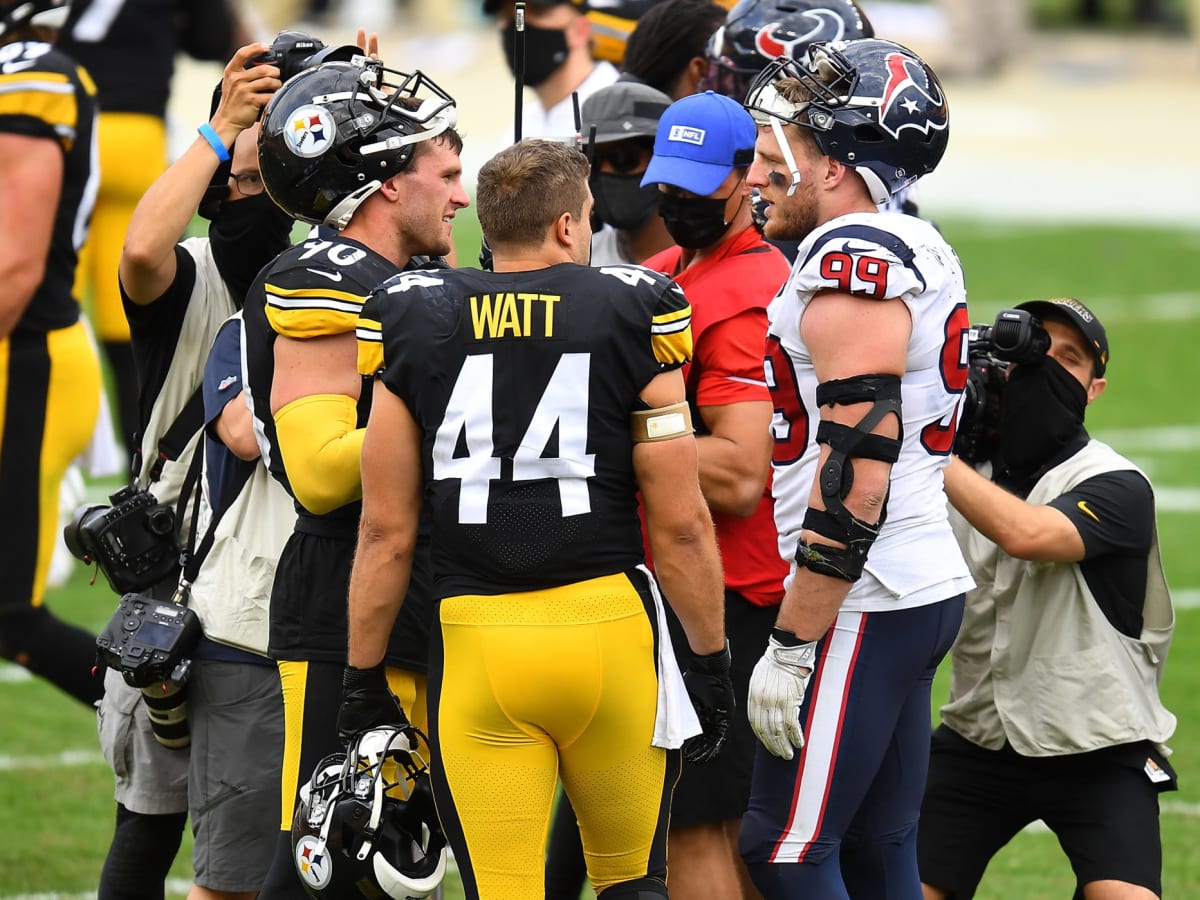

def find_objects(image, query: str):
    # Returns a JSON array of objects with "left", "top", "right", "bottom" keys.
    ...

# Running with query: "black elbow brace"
[{"left": 796, "top": 374, "right": 903, "bottom": 582}]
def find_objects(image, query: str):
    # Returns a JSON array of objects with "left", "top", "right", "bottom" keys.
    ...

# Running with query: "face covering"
[
  {"left": 997, "top": 356, "right": 1088, "bottom": 474},
  {"left": 209, "top": 193, "right": 294, "bottom": 306},
  {"left": 591, "top": 173, "right": 660, "bottom": 231},
  {"left": 657, "top": 191, "right": 739, "bottom": 250},
  {"left": 502, "top": 20, "right": 568, "bottom": 88}
]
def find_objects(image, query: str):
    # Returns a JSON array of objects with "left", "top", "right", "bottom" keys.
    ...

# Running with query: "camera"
[
  {"left": 96, "top": 591, "right": 201, "bottom": 749},
  {"left": 245, "top": 30, "right": 360, "bottom": 83},
  {"left": 955, "top": 309, "right": 1051, "bottom": 463},
  {"left": 63, "top": 485, "right": 181, "bottom": 595}
]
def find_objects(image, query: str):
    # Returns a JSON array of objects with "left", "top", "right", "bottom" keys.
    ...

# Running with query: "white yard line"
[{"left": 0, "top": 749, "right": 104, "bottom": 772}]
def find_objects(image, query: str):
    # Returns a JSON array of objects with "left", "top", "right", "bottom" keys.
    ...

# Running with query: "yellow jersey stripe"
[
  {"left": 652, "top": 327, "right": 693, "bottom": 366},
  {"left": 0, "top": 76, "right": 78, "bottom": 143},
  {"left": 356, "top": 317, "right": 384, "bottom": 376}
]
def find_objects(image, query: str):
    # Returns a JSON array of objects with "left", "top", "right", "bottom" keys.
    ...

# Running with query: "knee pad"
[{"left": 598, "top": 876, "right": 669, "bottom": 898}]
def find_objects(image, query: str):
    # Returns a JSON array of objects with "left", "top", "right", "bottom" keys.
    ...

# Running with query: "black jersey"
[
  {"left": 357, "top": 261, "right": 693, "bottom": 599},
  {"left": 59, "top": 0, "right": 234, "bottom": 118},
  {"left": 0, "top": 41, "right": 97, "bottom": 335},
  {"left": 242, "top": 233, "right": 401, "bottom": 508}
]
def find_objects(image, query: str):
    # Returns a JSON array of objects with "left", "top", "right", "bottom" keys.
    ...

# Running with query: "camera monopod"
[{"left": 513, "top": 1, "right": 526, "bottom": 144}]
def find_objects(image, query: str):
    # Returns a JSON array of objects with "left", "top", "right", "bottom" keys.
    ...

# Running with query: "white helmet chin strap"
[
  {"left": 324, "top": 180, "right": 383, "bottom": 231},
  {"left": 750, "top": 83, "right": 807, "bottom": 197},
  {"left": 769, "top": 117, "right": 802, "bottom": 198}
]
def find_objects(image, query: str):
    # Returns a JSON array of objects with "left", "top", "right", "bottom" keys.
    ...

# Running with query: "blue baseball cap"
[{"left": 641, "top": 91, "right": 757, "bottom": 196}]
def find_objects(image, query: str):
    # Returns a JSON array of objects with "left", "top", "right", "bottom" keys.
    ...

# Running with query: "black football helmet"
[
  {"left": 703, "top": 0, "right": 872, "bottom": 101},
  {"left": 291, "top": 726, "right": 447, "bottom": 900},
  {"left": 744, "top": 38, "right": 948, "bottom": 204},
  {"left": 586, "top": 0, "right": 665, "bottom": 64},
  {"left": 0, "top": 0, "right": 70, "bottom": 37},
  {"left": 258, "top": 57, "right": 457, "bottom": 230}
]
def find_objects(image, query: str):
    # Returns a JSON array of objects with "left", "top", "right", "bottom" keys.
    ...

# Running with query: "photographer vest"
[
  {"left": 942, "top": 440, "right": 1176, "bottom": 756},
  {"left": 134, "top": 237, "right": 236, "bottom": 538},
  {"left": 187, "top": 313, "right": 295, "bottom": 656}
]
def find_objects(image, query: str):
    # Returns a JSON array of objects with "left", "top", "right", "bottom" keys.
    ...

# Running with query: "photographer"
[
  {"left": 918, "top": 298, "right": 1178, "bottom": 900},
  {"left": 94, "top": 39, "right": 299, "bottom": 900}
]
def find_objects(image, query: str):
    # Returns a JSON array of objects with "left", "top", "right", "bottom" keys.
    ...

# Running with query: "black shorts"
[
  {"left": 667, "top": 590, "right": 777, "bottom": 827},
  {"left": 269, "top": 524, "right": 433, "bottom": 671},
  {"left": 918, "top": 725, "right": 1176, "bottom": 898}
]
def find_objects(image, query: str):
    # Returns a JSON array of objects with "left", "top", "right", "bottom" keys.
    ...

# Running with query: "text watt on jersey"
[{"left": 470, "top": 292, "right": 562, "bottom": 340}]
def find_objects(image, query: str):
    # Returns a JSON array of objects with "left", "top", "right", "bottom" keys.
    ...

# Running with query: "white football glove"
[{"left": 747, "top": 632, "right": 819, "bottom": 760}]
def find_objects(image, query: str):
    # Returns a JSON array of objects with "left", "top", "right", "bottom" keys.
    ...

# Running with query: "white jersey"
[{"left": 766, "top": 211, "right": 974, "bottom": 612}]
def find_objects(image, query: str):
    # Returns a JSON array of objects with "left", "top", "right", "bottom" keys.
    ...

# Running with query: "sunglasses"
[{"left": 592, "top": 140, "right": 653, "bottom": 175}]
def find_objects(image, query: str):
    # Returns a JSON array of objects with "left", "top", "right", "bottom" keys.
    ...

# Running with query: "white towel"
[{"left": 639, "top": 564, "right": 702, "bottom": 749}]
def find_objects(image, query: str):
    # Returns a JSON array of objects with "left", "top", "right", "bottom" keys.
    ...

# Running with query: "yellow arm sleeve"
[{"left": 273, "top": 393, "right": 365, "bottom": 516}]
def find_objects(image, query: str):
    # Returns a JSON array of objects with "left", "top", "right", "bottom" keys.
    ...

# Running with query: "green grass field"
[{"left": 2, "top": 218, "right": 1198, "bottom": 898}]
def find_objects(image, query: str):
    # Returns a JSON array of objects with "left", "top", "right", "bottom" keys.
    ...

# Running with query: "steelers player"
[
  {"left": 57, "top": 0, "right": 242, "bottom": 452},
  {"left": 0, "top": 0, "right": 103, "bottom": 706},
  {"left": 342, "top": 139, "right": 733, "bottom": 900},
  {"left": 244, "top": 58, "right": 469, "bottom": 899}
]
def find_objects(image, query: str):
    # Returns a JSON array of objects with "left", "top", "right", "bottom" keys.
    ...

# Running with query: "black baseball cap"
[{"left": 1017, "top": 298, "right": 1109, "bottom": 377}]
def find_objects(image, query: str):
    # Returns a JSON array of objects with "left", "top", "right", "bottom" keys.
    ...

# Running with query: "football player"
[
  {"left": 0, "top": 0, "right": 104, "bottom": 706},
  {"left": 737, "top": 38, "right": 973, "bottom": 897},
  {"left": 243, "top": 56, "right": 468, "bottom": 900},
  {"left": 58, "top": 0, "right": 244, "bottom": 454},
  {"left": 341, "top": 138, "right": 733, "bottom": 899}
]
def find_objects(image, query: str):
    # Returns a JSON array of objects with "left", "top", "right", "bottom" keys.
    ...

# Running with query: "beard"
[{"left": 764, "top": 180, "right": 820, "bottom": 243}]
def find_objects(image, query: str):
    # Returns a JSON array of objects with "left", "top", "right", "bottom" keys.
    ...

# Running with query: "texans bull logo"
[
  {"left": 753, "top": 10, "right": 848, "bottom": 61},
  {"left": 877, "top": 52, "right": 947, "bottom": 140}
]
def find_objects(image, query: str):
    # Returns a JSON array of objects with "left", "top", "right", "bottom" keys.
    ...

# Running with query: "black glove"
[
  {"left": 682, "top": 642, "right": 734, "bottom": 765},
  {"left": 337, "top": 663, "right": 409, "bottom": 744}
]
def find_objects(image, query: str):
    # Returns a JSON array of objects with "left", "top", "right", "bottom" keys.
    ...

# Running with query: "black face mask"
[
  {"left": 209, "top": 194, "right": 294, "bottom": 307},
  {"left": 591, "top": 172, "right": 659, "bottom": 231},
  {"left": 657, "top": 191, "right": 739, "bottom": 250},
  {"left": 502, "top": 21, "right": 568, "bottom": 88},
  {"left": 997, "top": 357, "right": 1088, "bottom": 475}
]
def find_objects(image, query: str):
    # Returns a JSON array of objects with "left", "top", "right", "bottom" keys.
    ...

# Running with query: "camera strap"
[
  {"left": 174, "top": 431, "right": 254, "bottom": 590},
  {"left": 145, "top": 387, "right": 206, "bottom": 484}
]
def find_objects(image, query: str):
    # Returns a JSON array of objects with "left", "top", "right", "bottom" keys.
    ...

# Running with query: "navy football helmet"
[
  {"left": 259, "top": 57, "right": 457, "bottom": 230},
  {"left": 703, "top": 0, "right": 872, "bottom": 101},
  {"left": 0, "top": 0, "right": 70, "bottom": 37},
  {"left": 744, "top": 37, "right": 948, "bottom": 204},
  {"left": 291, "top": 726, "right": 447, "bottom": 900}
]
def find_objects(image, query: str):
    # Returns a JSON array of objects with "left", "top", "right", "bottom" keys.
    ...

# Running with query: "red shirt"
[{"left": 643, "top": 226, "right": 791, "bottom": 606}]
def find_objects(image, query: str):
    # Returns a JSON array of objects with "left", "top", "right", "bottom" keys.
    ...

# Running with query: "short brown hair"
[{"left": 476, "top": 140, "right": 590, "bottom": 249}]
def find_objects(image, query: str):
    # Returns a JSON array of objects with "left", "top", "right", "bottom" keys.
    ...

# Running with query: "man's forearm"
[
  {"left": 650, "top": 519, "right": 726, "bottom": 656},
  {"left": 773, "top": 568, "right": 852, "bottom": 641},
  {"left": 346, "top": 532, "right": 413, "bottom": 669}
]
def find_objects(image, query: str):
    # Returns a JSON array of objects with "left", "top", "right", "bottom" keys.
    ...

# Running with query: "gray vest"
[{"left": 941, "top": 440, "right": 1175, "bottom": 756}]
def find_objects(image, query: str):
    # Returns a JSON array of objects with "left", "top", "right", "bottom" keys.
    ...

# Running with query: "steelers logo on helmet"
[
  {"left": 284, "top": 104, "right": 336, "bottom": 159},
  {"left": 294, "top": 835, "right": 333, "bottom": 889},
  {"left": 259, "top": 58, "right": 458, "bottom": 229}
]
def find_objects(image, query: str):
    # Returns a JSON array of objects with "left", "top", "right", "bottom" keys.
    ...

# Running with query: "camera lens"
[
  {"left": 146, "top": 506, "right": 175, "bottom": 537},
  {"left": 63, "top": 503, "right": 106, "bottom": 561},
  {"left": 142, "top": 680, "right": 190, "bottom": 750}
]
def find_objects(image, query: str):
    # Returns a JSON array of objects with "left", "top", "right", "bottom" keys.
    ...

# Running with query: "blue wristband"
[{"left": 196, "top": 123, "right": 230, "bottom": 163}]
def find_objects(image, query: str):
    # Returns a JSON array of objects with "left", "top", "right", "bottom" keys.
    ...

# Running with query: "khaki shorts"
[{"left": 96, "top": 668, "right": 189, "bottom": 815}]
